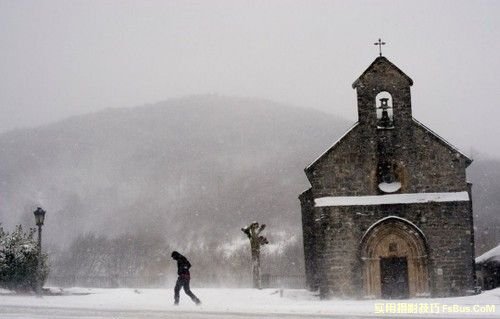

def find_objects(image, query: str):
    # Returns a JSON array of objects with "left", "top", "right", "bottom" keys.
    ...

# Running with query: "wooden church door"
[{"left": 380, "top": 256, "right": 409, "bottom": 299}]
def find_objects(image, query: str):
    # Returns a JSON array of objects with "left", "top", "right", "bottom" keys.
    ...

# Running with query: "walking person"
[{"left": 171, "top": 251, "right": 201, "bottom": 305}]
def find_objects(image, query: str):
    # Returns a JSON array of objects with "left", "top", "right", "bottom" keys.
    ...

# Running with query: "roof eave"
[{"left": 413, "top": 118, "right": 473, "bottom": 165}]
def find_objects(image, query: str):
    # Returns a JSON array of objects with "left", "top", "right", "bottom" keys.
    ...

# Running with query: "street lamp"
[{"left": 33, "top": 207, "right": 46, "bottom": 295}]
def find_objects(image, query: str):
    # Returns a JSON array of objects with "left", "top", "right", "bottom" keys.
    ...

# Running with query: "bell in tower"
[{"left": 377, "top": 97, "right": 394, "bottom": 128}]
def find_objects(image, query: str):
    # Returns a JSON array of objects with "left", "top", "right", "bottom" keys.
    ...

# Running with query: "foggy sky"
[{"left": 1, "top": 0, "right": 499, "bottom": 158}]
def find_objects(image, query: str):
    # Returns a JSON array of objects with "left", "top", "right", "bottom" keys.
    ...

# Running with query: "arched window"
[{"left": 375, "top": 92, "right": 394, "bottom": 128}]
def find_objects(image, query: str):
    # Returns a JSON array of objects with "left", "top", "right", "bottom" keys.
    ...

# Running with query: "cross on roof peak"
[{"left": 374, "top": 38, "right": 386, "bottom": 57}]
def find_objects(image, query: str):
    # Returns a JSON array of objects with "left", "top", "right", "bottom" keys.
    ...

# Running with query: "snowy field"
[{"left": 1, "top": 287, "right": 500, "bottom": 319}]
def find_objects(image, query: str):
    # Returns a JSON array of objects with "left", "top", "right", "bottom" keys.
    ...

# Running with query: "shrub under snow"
[{"left": 0, "top": 225, "right": 49, "bottom": 292}]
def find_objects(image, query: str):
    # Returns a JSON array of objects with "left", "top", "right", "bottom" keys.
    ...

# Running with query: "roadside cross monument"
[{"left": 241, "top": 222, "right": 269, "bottom": 289}]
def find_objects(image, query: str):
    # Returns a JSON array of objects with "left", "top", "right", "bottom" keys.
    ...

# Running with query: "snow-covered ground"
[{"left": 1, "top": 287, "right": 500, "bottom": 318}]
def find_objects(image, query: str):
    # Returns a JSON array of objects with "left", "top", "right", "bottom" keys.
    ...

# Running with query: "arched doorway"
[{"left": 359, "top": 216, "right": 430, "bottom": 299}]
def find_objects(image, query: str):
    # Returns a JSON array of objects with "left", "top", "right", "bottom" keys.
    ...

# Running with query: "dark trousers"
[{"left": 174, "top": 276, "right": 200, "bottom": 304}]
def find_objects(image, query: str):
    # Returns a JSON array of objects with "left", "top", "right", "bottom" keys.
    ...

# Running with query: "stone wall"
[{"left": 305, "top": 200, "right": 475, "bottom": 298}]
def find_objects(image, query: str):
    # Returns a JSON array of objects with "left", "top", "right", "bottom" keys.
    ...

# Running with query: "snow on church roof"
[
  {"left": 476, "top": 244, "right": 500, "bottom": 264},
  {"left": 315, "top": 191, "right": 469, "bottom": 207}
]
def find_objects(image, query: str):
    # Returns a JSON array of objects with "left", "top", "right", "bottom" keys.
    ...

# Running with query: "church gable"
[
  {"left": 305, "top": 120, "right": 471, "bottom": 197},
  {"left": 305, "top": 118, "right": 471, "bottom": 196},
  {"left": 352, "top": 56, "right": 413, "bottom": 89}
]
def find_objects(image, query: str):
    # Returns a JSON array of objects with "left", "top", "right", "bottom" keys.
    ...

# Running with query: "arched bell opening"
[
  {"left": 375, "top": 91, "right": 394, "bottom": 129},
  {"left": 359, "top": 216, "right": 430, "bottom": 299}
]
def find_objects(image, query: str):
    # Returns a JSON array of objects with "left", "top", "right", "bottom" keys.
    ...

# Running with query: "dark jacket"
[{"left": 172, "top": 251, "right": 191, "bottom": 276}]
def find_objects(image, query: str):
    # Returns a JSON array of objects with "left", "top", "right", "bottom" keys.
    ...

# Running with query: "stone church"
[{"left": 300, "top": 55, "right": 476, "bottom": 299}]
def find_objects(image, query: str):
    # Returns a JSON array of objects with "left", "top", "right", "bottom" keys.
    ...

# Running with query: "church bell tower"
[{"left": 352, "top": 52, "right": 415, "bottom": 194}]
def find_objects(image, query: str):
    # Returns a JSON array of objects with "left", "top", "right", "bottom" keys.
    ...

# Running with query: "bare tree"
[{"left": 241, "top": 222, "right": 269, "bottom": 289}]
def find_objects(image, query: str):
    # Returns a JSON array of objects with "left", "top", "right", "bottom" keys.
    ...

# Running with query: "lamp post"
[{"left": 33, "top": 207, "right": 46, "bottom": 295}]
